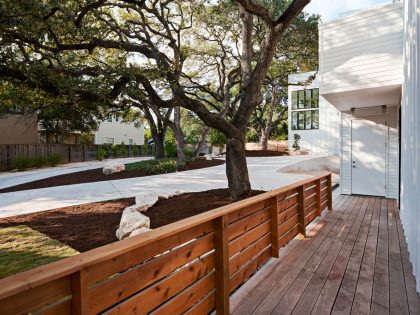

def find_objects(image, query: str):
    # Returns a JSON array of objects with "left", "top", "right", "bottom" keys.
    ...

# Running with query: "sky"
[{"left": 304, "top": 0, "right": 393, "bottom": 22}]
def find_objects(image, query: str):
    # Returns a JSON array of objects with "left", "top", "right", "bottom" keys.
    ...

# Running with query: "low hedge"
[
  {"left": 125, "top": 158, "right": 179, "bottom": 175},
  {"left": 12, "top": 154, "right": 63, "bottom": 171}
]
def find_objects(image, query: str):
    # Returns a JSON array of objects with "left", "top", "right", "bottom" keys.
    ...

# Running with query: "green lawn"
[{"left": 0, "top": 225, "right": 79, "bottom": 279}]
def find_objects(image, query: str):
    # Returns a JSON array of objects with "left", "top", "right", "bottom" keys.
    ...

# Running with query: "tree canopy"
[{"left": 0, "top": 0, "right": 314, "bottom": 199}]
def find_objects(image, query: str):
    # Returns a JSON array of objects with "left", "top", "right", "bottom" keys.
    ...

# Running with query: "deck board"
[{"left": 231, "top": 196, "right": 420, "bottom": 315}]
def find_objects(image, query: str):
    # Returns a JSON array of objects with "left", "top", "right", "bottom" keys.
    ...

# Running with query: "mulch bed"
[
  {"left": 245, "top": 150, "right": 289, "bottom": 157},
  {"left": 0, "top": 159, "right": 225, "bottom": 194},
  {"left": 0, "top": 189, "right": 264, "bottom": 253}
]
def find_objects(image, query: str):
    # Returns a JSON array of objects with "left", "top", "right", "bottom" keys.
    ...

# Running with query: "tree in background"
[
  {"left": 251, "top": 8, "right": 319, "bottom": 150},
  {"left": 0, "top": 82, "right": 102, "bottom": 143}
]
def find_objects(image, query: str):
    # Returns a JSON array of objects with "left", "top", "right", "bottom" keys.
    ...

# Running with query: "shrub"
[
  {"left": 141, "top": 144, "right": 149, "bottom": 157},
  {"left": 12, "top": 154, "right": 61, "bottom": 171},
  {"left": 12, "top": 157, "right": 33, "bottom": 171},
  {"left": 111, "top": 144, "right": 119, "bottom": 157},
  {"left": 183, "top": 147, "right": 195, "bottom": 161},
  {"left": 246, "top": 130, "right": 260, "bottom": 143},
  {"left": 32, "top": 156, "right": 47, "bottom": 168},
  {"left": 209, "top": 129, "right": 226, "bottom": 154},
  {"left": 292, "top": 134, "right": 301, "bottom": 151},
  {"left": 96, "top": 149, "right": 106, "bottom": 161},
  {"left": 125, "top": 158, "right": 179, "bottom": 175},
  {"left": 164, "top": 141, "right": 177, "bottom": 158},
  {"left": 120, "top": 142, "right": 128, "bottom": 157},
  {"left": 47, "top": 154, "right": 62, "bottom": 166},
  {"left": 102, "top": 143, "right": 112, "bottom": 158},
  {"left": 133, "top": 144, "right": 139, "bottom": 156}
]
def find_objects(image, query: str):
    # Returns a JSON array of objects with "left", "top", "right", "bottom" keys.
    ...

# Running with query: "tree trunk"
[
  {"left": 260, "top": 89, "right": 277, "bottom": 150},
  {"left": 173, "top": 106, "right": 186, "bottom": 163},
  {"left": 154, "top": 133, "right": 165, "bottom": 158},
  {"left": 260, "top": 129, "right": 269, "bottom": 150},
  {"left": 226, "top": 136, "right": 251, "bottom": 200},
  {"left": 194, "top": 126, "right": 210, "bottom": 158}
]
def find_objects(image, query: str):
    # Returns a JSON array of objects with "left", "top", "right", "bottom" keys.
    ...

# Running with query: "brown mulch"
[
  {"left": 0, "top": 198, "right": 135, "bottom": 253},
  {"left": 0, "top": 159, "right": 225, "bottom": 194},
  {"left": 245, "top": 150, "right": 289, "bottom": 157},
  {"left": 0, "top": 189, "right": 264, "bottom": 253}
]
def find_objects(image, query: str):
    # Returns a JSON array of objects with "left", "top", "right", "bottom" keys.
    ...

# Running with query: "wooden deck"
[{"left": 230, "top": 195, "right": 420, "bottom": 315}]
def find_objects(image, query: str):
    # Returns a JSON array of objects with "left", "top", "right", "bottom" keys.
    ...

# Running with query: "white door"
[{"left": 351, "top": 118, "right": 387, "bottom": 196}]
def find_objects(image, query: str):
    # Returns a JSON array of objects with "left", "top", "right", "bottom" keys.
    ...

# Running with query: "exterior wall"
[
  {"left": 340, "top": 106, "right": 399, "bottom": 199},
  {"left": 400, "top": 0, "right": 420, "bottom": 293},
  {"left": 288, "top": 72, "right": 341, "bottom": 155},
  {"left": 94, "top": 117, "right": 144, "bottom": 145},
  {"left": 0, "top": 114, "right": 39, "bottom": 144},
  {"left": 319, "top": 2, "right": 404, "bottom": 95}
]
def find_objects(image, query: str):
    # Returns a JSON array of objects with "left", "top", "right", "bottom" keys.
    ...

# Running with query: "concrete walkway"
[
  {"left": 0, "top": 156, "right": 322, "bottom": 218},
  {"left": 0, "top": 156, "right": 151, "bottom": 190}
]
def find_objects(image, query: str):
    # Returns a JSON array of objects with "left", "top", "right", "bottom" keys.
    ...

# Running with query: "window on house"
[
  {"left": 134, "top": 120, "right": 140, "bottom": 128},
  {"left": 129, "top": 139, "right": 133, "bottom": 145},
  {"left": 105, "top": 137, "right": 114, "bottom": 144},
  {"left": 107, "top": 115, "right": 112, "bottom": 122},
  {"left": 291, "top": 88, "right": 319, "bottom": 130}
]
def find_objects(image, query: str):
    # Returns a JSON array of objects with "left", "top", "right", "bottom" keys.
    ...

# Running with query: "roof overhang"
[{"left": 320, "top": 84, "right": 402, "bottom": 111}]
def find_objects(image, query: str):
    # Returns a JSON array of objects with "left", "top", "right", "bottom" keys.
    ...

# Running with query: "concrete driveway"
[
  {"left": 0, "top": 156, "right": 321, "bottom": 218},
  {"left": 0, "top": 156, "right": 151, "bottom": 190}
]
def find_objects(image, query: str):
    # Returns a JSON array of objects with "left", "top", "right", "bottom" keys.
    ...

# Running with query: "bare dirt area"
[
  {"left": 0, "top": 189, "right": 264, "bottom": 253},
  {"left": 0, "top": 159, "right": 225, "bottom": 194}
]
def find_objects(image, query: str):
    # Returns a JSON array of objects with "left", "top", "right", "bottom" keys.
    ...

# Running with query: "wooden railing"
[{"left": 0, "top": 173, "right": 333, "bottom": 315}]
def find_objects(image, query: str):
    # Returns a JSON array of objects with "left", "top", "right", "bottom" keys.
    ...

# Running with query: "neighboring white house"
[
  {"left": 318, "top": 0, "right": 420, "bottom": 292},
  {"left": 288, "top": 72, "right": 341, "bottom": 155},
  {"left": 94, "top": 115, "right": 145, "bottom": 145}
]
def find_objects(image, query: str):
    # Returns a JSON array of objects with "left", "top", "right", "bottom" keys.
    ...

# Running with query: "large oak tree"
[{"left": 0, "top": 0, "right": 311, "bottom": 199}]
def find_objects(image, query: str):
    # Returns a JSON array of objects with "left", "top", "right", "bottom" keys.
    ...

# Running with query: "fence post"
[
  {"left": 269, "top": 196, "right": 279, "bottom": 258},
  {"left": 297, "top": 186, "right": 306, "bottom": 238},
  {"left": 71, "top": 269, "right": 89, "bottom": 315},
  {"left": 326, "top": 174, "right": 333, "bottom": 210},
  {"left": 316, "top": 179, "right": 322, "bottom": 217},
  {"left": 214, "top": 215, "right": 229, "bottom": 315}
]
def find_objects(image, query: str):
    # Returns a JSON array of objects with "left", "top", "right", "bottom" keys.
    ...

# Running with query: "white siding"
[
  {"left": 320, "top": 2, "right": 403, "bottom": 94},
  {"left": 94, "top": 118, "right": 144, "bottom": 145},
  {"left": 400, "top": 0, "right": 420, "bottom": 293},
  {"left": 340, "top": 113, "right": 352, "bottom": 194},
  {"left": 288, "top": 72, "right": 341, "bottom": 155},
  {"left": 340, "top": 106, "right": 399, "bottom": 199}
]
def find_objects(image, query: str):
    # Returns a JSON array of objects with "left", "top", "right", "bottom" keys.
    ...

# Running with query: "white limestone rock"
[
  {"left": 129, "top": 227, "right": 151, "bottom": 238},
  {"left": 205, "top": 154, "right": 213, "bottom": 161},
  {"left": 158, "top": 190, "right": 185, "bottom": 199},
  {"left": 135, "top": 192, "right": 159, "bottom": 212},
  {"left": 116, "top": 207, "right": 150, "bottom": 240},
  {"left": 103, "top": 162, "right": 125, "bottom": 175}
]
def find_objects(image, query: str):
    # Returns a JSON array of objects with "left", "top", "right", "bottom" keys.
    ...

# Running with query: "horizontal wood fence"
[
  {"left": 0, "top": 144, "right": 153, "bottom": 171},
  {"left": 0, "top": 173, "right": 333, "bottom": 315}
]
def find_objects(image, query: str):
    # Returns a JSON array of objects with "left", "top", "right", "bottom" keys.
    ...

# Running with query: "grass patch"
[
  {"left": 0, "top": 225, "right": 79, "bottom": 279},
  {"left": 125, "top": 158, "right": 179, "bottom": 174}
]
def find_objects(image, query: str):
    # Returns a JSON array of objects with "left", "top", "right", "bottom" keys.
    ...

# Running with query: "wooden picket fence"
[
  {"left": 0, "top": 144, "right": 152, "bottom": 171},
  {"left": 0, "top": 173, "right": 333, "bottom": 315}
]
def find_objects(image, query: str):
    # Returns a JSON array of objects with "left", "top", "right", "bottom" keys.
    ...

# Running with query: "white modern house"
[
  {"left": 317, "top": 0, "right": 420, "bottom": 291},
  {"left": 94, "top": 115, "right": 145, "bottom": 145},
  {"left": 319, "top": 1, "right": 403, "bottom": 200},
  {"left": 287, "top": 72, "right": 341, "bottom": 155}
]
